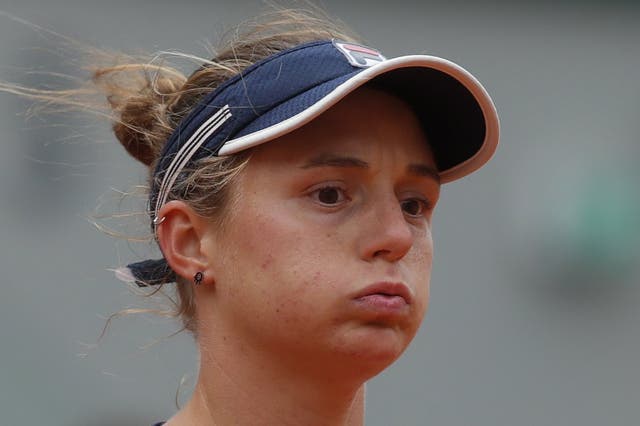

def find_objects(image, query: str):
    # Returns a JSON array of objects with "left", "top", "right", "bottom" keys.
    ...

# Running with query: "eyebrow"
[
  {"left": 299, "top": 154, "right": 441, "bottom": 183},
  {"left": 407, "top": 164, "right": 441, "bottom": 183},
  {"left": 300, "top": 154, "right": 369, "bottom": 169}
]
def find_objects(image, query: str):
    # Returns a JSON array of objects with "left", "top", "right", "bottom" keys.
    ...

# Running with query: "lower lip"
[{"left": 354, "top": 294, "right": 408, "bottom": 311}]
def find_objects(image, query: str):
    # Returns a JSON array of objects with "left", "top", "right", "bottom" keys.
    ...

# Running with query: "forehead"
[{"left": 248, "top": 86, "right": 436, "bottom": 167}]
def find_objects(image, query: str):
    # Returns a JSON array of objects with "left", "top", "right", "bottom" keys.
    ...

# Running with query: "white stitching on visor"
[{"left": 153, "top": 105, "right": 232, "bottom": 225}]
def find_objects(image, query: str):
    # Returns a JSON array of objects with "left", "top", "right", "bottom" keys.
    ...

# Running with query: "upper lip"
[{"left": 353, "top": 282, "right": 414, "bottom": 305}]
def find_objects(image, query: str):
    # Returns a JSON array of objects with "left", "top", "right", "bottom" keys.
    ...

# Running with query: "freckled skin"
[{"left": 200, "top": 87, "right": 440, "bottom": 383}]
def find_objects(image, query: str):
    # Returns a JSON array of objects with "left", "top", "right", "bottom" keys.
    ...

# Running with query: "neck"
[{"left": 166, "top": 341, "right": 367, "bottom": 426}]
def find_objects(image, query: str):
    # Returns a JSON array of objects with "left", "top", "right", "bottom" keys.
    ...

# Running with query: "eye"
[
  {"left": 400, "top": 198, "right": 430, "bottom": 217},
  {"left": 311, "top": 186, "right": 347, "bottom": 206}
]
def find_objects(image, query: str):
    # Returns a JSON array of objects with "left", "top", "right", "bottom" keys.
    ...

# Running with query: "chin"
[{"left": 331, "top": 324, "right": 416, "bottom": 380}]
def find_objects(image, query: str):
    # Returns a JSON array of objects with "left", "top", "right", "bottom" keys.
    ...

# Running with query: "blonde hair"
[{"left": 0, "top": 7, "right": 361, "bottom": 338}]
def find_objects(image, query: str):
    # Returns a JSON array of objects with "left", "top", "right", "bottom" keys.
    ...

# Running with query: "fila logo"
[{"left": 332, "top": 40, "right": 387, "bottom": 68}]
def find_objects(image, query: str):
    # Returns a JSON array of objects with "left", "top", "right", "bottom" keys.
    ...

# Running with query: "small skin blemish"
[{"left": 261, "top": 254, "right": 274, "bottom": 270}]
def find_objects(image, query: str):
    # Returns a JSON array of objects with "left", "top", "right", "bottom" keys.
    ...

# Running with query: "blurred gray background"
[{"left": 1, "top": 0, "right": 639, "bottom": 425}]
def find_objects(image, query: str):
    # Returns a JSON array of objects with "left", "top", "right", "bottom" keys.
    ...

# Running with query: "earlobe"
[{"left": 156, "top": 200, "right": 212, "bottom": 284}]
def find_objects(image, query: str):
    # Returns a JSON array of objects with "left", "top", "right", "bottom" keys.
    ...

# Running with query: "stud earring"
[{"left": 193, "top": 271, "right": 204, "bottom": 286}]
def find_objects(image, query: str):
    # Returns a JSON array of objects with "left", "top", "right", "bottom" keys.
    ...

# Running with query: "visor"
[{"left": 118, "top": 39, "right": 500, "bottom": 287}]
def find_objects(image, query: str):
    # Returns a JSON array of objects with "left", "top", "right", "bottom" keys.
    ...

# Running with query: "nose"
[{"left": 357, "top": 196, "right": 414, "bottom": 263}]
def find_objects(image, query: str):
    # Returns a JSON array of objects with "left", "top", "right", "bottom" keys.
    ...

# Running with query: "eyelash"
[
  {"left": 400, "top": 197, "right": 432, "bottom": 218},
  {"left": 310, "top": 185, "right": 349, "bottom": 206}
]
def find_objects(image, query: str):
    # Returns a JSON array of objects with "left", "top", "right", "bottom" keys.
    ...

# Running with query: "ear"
[{"left": 156, "top": 200, "right": 212, "bottom": 284}]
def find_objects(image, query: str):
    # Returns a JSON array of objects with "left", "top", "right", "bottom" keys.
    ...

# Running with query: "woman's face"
[{"left": 200, "top": 87, "right": 440, "bottom": 379}]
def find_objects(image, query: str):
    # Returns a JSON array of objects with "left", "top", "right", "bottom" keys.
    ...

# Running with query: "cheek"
[
  {"left": 408, "top": 230, "right": 434, "bottom": 319},
  {"left": 222, "top": 208, "right": 338, "bottom": 322}
]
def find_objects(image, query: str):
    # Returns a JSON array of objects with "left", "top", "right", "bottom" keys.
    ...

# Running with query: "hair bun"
[
  {"left": 93, "top": 64, "right": 186, "bottom": 167},
  {"left": 113, "top": 97, "right": 162, "bottom": 166}
]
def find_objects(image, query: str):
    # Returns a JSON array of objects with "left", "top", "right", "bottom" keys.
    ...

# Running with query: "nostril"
[{"left": 373, "top": 249, "right": 390, "bottom": 258}]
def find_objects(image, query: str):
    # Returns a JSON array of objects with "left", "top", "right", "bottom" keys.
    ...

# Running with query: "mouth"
[{"left": 352, "top": 282, "right": 414, "bottom": 308}]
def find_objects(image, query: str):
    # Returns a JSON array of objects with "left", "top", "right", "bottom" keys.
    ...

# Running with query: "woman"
[{"left": 2, "top": 9, "right": 499, "bottom": 426}]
